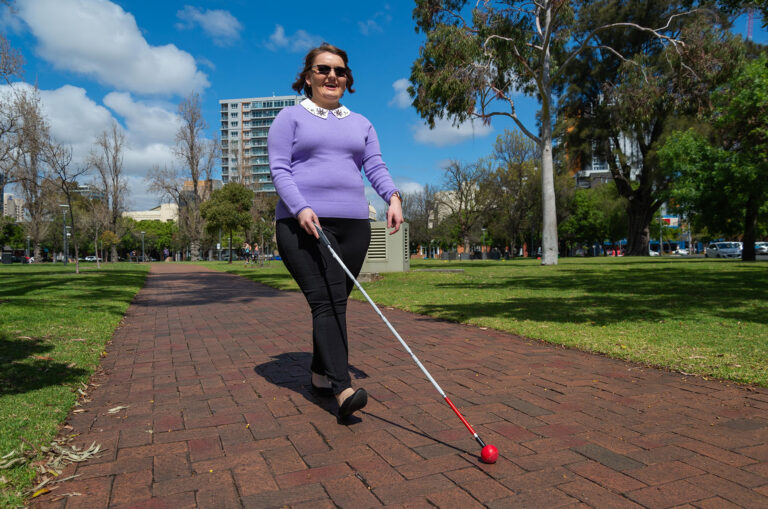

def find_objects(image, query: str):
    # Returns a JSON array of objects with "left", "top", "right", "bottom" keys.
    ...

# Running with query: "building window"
[
  {"left": 230, "top": 121, "right": 238, "bottom": 127},
  {"left": 230, "top": 112, "right": 238, "bottom": 118}
]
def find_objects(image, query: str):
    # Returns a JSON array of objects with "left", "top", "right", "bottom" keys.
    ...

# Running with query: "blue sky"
[{"left": 3, "top": 0, "right": 765, "bottom": 212}]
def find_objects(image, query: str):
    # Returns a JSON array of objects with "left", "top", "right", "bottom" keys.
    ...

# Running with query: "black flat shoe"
[
  {"left": 310, "top": 382, "right": 334, "bottom": 397},
  {"left": 338, "top": 388, "right": 368, "bottom": 419}
]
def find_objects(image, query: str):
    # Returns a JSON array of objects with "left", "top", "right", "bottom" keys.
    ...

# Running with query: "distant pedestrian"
[{"left": 243, "top": 243, "right": 251, "bottom": 265}]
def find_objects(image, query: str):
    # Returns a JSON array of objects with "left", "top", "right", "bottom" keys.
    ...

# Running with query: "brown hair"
[{"left": 292, "top": 43, "right": 355, "bottom": 99}]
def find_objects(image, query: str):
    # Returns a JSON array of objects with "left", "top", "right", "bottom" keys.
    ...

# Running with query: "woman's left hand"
[{"left": 387, "top": 194, "right": 404, "bottom": 234}]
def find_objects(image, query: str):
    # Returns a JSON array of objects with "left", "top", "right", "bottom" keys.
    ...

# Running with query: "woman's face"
[{"left": 306, "top": 51, "right": 347, "bottom": 109}]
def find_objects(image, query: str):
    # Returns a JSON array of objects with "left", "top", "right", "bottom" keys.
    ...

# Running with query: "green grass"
[
  {"left": 201, "top": 257, "right": 768, "bottom": 387},
  {"left": 0, "top": 263, "right": 148, "bottom": 507}
]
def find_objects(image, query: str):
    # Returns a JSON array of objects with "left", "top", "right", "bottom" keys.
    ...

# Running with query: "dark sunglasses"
[{"left": 311, "top": 65, "right": 348, "bottom": 78}]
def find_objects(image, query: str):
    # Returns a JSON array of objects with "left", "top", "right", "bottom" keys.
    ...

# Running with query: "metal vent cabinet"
[{"left": 361, "top": 221, "right": 409, "bottom": 273}]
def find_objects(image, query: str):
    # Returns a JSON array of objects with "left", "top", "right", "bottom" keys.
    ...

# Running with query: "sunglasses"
[{"left": 311, "top": 65, "right": 348, "bottom": 78}]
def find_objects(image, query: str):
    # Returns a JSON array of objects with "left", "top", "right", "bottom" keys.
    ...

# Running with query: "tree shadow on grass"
[
  {"left": 423, "top": 263, "right": 768, "bottom": 326},
  {"left": 254, "top": 352, "right": 369, "bottom": 422},
  {"left": 0, "top": 268, "right": 148, "bottom": 314},
  {"left": 0, "top": 332, "right": 88, "bottom": 396}
]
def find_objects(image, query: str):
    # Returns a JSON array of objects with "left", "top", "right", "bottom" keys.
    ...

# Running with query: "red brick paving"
[{"left": 31, "top": 263, "right": 768, "bottom": 508}]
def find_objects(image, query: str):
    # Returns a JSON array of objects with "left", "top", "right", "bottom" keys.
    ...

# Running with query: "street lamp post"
[
  {"left": 60, "top": 204, "right": 69, "bottom": 264},
  {"left": 141, "top": 231, "right": 145, "bottom": 263}
]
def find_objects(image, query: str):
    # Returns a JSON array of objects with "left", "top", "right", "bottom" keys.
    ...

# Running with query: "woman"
[{"left": 268, "top": 43, "right": 404, "bottom": 420}]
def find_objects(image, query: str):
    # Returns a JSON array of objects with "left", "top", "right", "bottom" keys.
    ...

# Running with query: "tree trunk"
[
  {"left": 228, "top": 231, "right": 233, "bottom": 264},
  {"left": 190, "top": 239, "right": 201, "bottom": 261},
  {"left": 540, "top": 11, "right": 558, "bottom": 266},
  {"left": 626, "top": 198, "right": 654, "bottom": 256},
  {"left": 111, "top": 245, "right": 118, "bottom": 263},
  {"left": 742, "top": 192, "right": 758, "bottom": 261}
]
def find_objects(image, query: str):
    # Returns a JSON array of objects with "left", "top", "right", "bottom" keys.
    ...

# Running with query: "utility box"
[{"left": 361, "top": 221, "right": 409, "bottom": 273}]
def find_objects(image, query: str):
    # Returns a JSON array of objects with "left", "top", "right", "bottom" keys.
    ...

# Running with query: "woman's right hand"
[{"left": 297, "top": 208, "right": 320, "bottom": 238}]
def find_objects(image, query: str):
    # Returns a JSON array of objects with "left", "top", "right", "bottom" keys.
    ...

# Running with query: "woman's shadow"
[{"left": 254, "top": 352, "right": 369, "bottom": 424}]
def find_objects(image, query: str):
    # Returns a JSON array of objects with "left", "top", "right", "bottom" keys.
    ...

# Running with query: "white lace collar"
[{"left": 300, "top": 98, "right": 351, "bottom": 119}]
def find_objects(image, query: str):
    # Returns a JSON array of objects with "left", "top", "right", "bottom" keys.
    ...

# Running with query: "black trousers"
[{"left": 276, "top": 217, "right": 370, "bottom": 394}]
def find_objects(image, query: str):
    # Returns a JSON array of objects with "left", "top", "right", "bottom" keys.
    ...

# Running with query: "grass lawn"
[
  {"left": 0, "top": 263, "right": 148, "bottom": 507},
  {"left": 202, "top": 257, "right": 768, "bottom": 387}
]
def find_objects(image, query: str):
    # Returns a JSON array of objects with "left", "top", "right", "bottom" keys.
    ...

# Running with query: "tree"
[
  {"left": 248, "top": 192, "right": 278, "bottom": 263},
  {"left": 437, "top": 160, "right": 491, "bottom": 254},
  {"left": 716, "top": 1, "right": 768, "bottom": 27},
  {"left": 482, "top": 129, "right": 538, "bottom": 257},
  {"left": 659, "top": 56, "right": 768, "bottom": 261},
  {"left": 13, "top": 87, "right": 52, "bottom": 261},
  {"left": 559, "top": 2, "right": 741, "bottom": 256},
  {"left": 46, "top": 143, "right": 90, "bottom": 272},
  {"left": 174, "top": 93, "right": 218, "bottom": 261},
  {"left": 201, "top": 183, "right": 253, "bottom": 263},
  {"left": 402, "top": 183, "right": 439, "bottom": 256},
  {"left": 100, "top": 230, "right": 119, "bottom": 260},
  {"left": 89, "top": 122, "right": 127, "bottom": 262},
  {"left": 559, "top": 183, "right": 627, "bottom": 253},
  {"left": 411, "top": 1, "right": 699, "bottom": 264},
  {"left": 0, "top": 31, "right": 24, "bottom": 218}
]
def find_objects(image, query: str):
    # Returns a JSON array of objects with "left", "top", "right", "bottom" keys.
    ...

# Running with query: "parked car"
[
  {"left": 84, "top": 255, "right": 102, "bottom": 262},
  {"left": 755, "top": 242, "right": 768, "bottom": 255},
  {"left": 705, "top": 242, "right": 742, "bottom": 258}
]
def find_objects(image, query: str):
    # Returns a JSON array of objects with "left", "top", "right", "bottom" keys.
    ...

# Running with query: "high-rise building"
[
  {"left": 2, "top": 193, "right": 25, "bottom": 222},
  {"left": 219, "top": 95, "right": 303, "bottom": 193}
]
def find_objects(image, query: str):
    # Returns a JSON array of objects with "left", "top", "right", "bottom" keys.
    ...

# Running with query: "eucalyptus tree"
[
  {"left": 659, "top": 55, "right": 768, "bottom": 261},
  {"left": 411, "top": 0, "right": 702, "bottom": 264},
  {"left": 559, "top": 1, "right": 741, "bottom": 255}
]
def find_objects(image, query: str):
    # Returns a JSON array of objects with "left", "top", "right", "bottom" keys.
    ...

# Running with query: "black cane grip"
[{"left": 313, "top": 223, "right": 330, "bottom": 246}]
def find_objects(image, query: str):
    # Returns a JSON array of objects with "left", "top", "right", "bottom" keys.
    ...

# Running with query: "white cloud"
[
  {"left": 266, "top": 24, "right": 323, "bottom": 53},
  {"left": 2, "top": 82, "right": 178, "bottom": 209},
  {"left": 103, "top": 92, "right": 180, "bottom": 147},
  {"left": 389, "top": 78, "right": 411, "bottom": 109},
  {"left": 176, "top": 5, "right": 242, "bottom": 46},
  {"left": 358, "top": 19, "right": 382, "bottom": 36},
  {"left": 395, "top": 180, "right": 424, "bottom": 195},
  {"left": 16, "top": 0, "right": 209, "bottom": 95},
  {"left": 412, "top": 117, "right": 493, "bottom": 147},
  {"left": 358, "top": 8, "right": 392, "bottom": 36}
]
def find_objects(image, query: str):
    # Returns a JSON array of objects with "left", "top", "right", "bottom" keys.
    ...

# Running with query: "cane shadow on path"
[{"left": 254, "top": 352, "right": 370, "bottom": 422}]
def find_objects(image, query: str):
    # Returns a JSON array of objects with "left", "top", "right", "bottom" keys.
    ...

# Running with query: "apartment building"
[
  {"left": 2, "top": 193, "right": 25, "bottom": 222},
  {"left": 219, "top": 95, "right": 303, "bottom": 193}
]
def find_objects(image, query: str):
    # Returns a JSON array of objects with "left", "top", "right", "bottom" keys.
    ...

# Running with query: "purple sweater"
[{"left": 268, "top": 101, "right": 399, "bottom": 220}]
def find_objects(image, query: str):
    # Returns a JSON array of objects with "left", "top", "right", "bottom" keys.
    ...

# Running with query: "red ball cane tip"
[{"left": 480, "top": 444, "right": 498, "bottom": 464}]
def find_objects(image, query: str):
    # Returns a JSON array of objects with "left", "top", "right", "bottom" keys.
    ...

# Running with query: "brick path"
[{"left": 32, "top": 263, "right": 768, "bottom": 508}]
